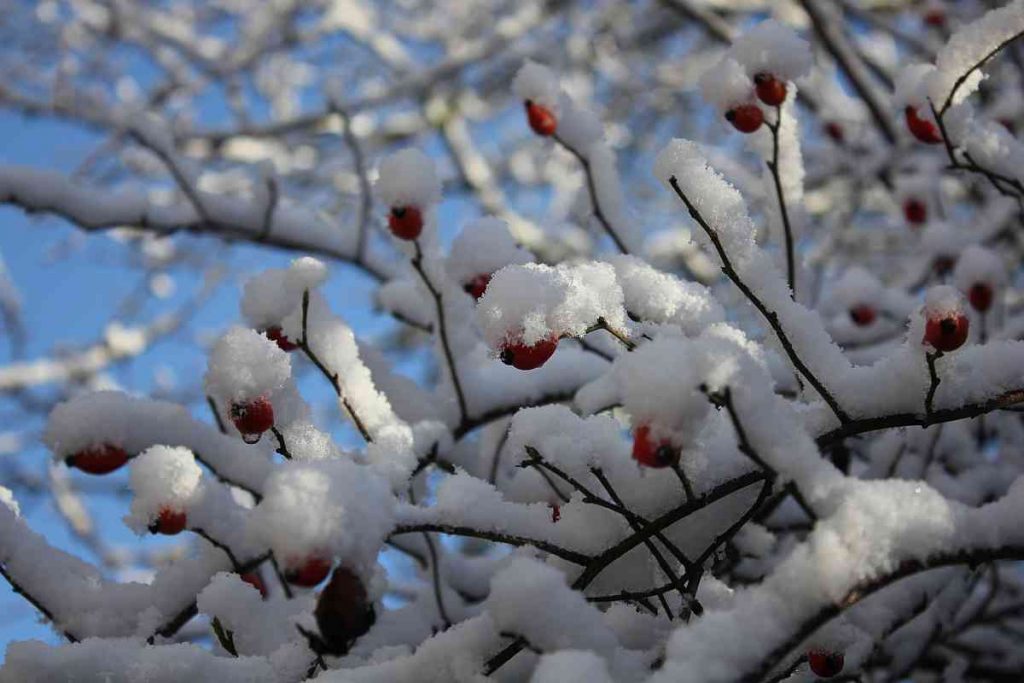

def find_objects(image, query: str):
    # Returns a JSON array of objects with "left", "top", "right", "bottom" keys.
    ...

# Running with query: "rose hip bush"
[{"left": 2, "top": 1, "right": 1024, "bottom": 681}]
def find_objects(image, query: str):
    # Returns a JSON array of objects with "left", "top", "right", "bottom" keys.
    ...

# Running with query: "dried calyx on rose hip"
[
  {"left": 463, "top": 273, "right": 492, "bottom": 301},
  {"left": 314, "top": 566, "right": 376, "bottom": 656},
  {"left": 904, "top": 105, "right": 943, "bottom": 144},
  {"left": 924, "top": 312, "right": 969, "bottom": 352},
  {"left": 849, "top": 304, "right": 877, "bottom": 327},
  {"left": 67, "top": 444, "right": 129, "bottom": 475},
  {"left": 499, "top": 335, "right": 559, "bottom": 371},
  {"left": 968, "top": 282, "right": 994, "bottom": 313},
  {"left": 807, "top": 648, "right": 844, "bottom": 678},
  {"left": 285, "top": 555, "right": 333, "bottom": 587},
  {"left": 148, "top": 507, "right": 187, "bottom": 535},
  {"left": 388, "top": 205, "right": 424, "bottom": 240},
  {"left": 524, "top": 100, "right": 557, "bottom": 136},
  {"left": 549, "top": 503, "right": 561, "bottom": 523},
  {"left": 632, "top": 424, "right": 681, "bottom": 468},
  {"left": 753, "top": 73, "right": 787, "bottom": 106},
  {"left": 264, "top": 326, "right": 298, "bottom": 352},
  {"left": 725, "top": 104, "right": 764, "bottom": 133},
  {"left": 231, "top": 397, "right": 275, "bottom": 444}
]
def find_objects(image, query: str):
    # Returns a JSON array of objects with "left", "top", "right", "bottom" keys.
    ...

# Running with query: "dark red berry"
[
  {"left": 632, "top": 424, "right": 680, "bottom": 469},
  {"left": 314, "top": 566, "right": 375, "bottom": 655},
  {"left": 903, "top": 198, "right": 927, "bottom": 225},
  {"left": 824, "top": 122, "right": 844, "bottom": 143},
  {"left": 808, "top": 649, "right": 844, "bottom": 678},
  {"left": 725, "top": 104, "right": 764, "bottom": 134},
  {"left": 388, "top": 206, "right": 424, "bottom": 240},
  {"left": 849, "top": 305, "right": 877, "bottom": 327},
  {"left": 231, "top": 397, "right": 275, "bottom": 444},
  {"left": 525, "top": 100, "right": 557, "bottom": 136},
  {"left": 968, "top": 282, "right": 994, "bottom": 313},
  {"left": 68, "top": 444, "right": 129, "bottom": 475},
  {"left": 148, "top": 507, "right": 187, "bottom": 536},
  {"left": 286, "top": 556, "right": 332, "bottom": 587},
  {"left": 499, "top": 336, "right": 559, "bottom": 370},
  {"left": 905, "top": 106, "right": 943, "bottom": 144},
  {"left": 463, "top": 273, "right": 492, "bottom": 301},
  {"left": 924, "top": 313, "right": 969, "bottom": 352},
  {"left": 241, "top": 572, "right": 268, "bottom": 599},
  {"left": 549, "top": 503, "right": 561, "bottom": 523},
  {"left": 923, "top": 9, "right": 945, "bottom": 28},
  {"left": 265, "top": 326, "right": 298, "bottom": 352},
  {"left": 754, "top": 73, "right": 787, "bottom": 106}
]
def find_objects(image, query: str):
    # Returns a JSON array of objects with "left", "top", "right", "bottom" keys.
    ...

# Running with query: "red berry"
[
  {"left": 903, "top": 198, "right": 927, "bottom": 225},
  {"left": 499, "top": 336, "right": 559, "bottom": 370},
  {"left": 286, "top": 556, "right": 333, "bottom": 587},
  {"left": 388, "top": 206, "right": 424, "bottom": 240},
  {"left": 968, "top": 282, "right": 994, "bottom": 313},
  {"left": 241, "top": 572, "right": 269, "bottom": 599},
  {"left": 923, "top": 9, "right": 945, "bottom": 28},
  {"left": 725, "top": 104, "right": 764, "bottom": 134},
  {"left": 905, "top": 106, "right": 943, "bottom": 144},
  {"left": 924, "top": 313, "right": 969, "bottom": 352},
  {"left": 808, "top": 649, "right": 844, "bottom": 678},
  {"left": 463, "top": 273, "right": 492, "bottom": 301},
  {"left": 148, "top": 507, "right": 187, "bottom": 536},
  {"left": 824, "top": 122, "right": 844, "bottom": 143},
  {"left": 849, "top": 305, "right": 876, "bottom": 327},
  {"left": 525, "top": 100, "right": 557, "bottom": 136},
  {"left": 549, "top": 503, "right": 561, "bottom": 523},
  {"left": 68, "top": 444, "right": 129, "bottom": 475},
  {"left": 632, "top": 424, "right": 680, "bottom": 469},
  {"left": 231, "top": 397, "right": 275, "bottom": 443},
  {"left": 754, "top": 73, "right": 787, "bottom": 106},
  {"left": 265, "top": 326, "right": 298, "bottom": 352},
  {"left": 315, "top": 566, "right": 375, "bottom": 655}
]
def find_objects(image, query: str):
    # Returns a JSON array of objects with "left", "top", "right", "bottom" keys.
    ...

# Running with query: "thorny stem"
[
  {"left": 587, "top": 316, "right": 636, "bottom": 351},
  {"left": 667, "top": 176, "right": 850, "bottom": 425},
  {"left": 192, "top": 527, "right": 242, "bottom": 571},
  {"left": 408, "top": 484, "right": 452, "bottom": 630},
  {"left": 410, "top": 241, "right": 469, "bottom": 423},
  {"left": 551, "top": 132, "right": 630, "bottom": 254},
  {"left": 299, "top": 290, "right": 374, "bottom": 443},
  {"left": 765, "top": 111, "right": 797, "bottom": 298},
  {"left": 271, "top": 426, "right": 292, "bottom": 460},
  {"left": 269, "top": 554, "right": 294, "bottom": 600}
]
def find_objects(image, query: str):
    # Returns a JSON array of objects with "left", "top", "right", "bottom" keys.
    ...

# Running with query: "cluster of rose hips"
[{"left": 724, "top": 72, "right": 788, "bottom": 134}]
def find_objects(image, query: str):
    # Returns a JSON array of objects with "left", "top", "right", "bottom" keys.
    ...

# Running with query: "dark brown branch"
[
  {"left": 765, "top": 112, "right": 797, "bottom": 297},
  {"left": 667, "top": 176, "right": 850, "bottom": 424},
  {"left": 0, "top": 564, "right": 79, "bottom": 642},
  {"left": 390, "top": 523, "right": 591, "bottom": 566},
  {"left": 551, "top": 132, "right": 629, "bottom": 254}
]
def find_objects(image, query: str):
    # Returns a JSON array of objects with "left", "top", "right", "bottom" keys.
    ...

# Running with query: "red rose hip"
[
  {"left": 463, "top": 273, "right": 492, "bottom": 301},
  {"left": 808, "top": 649, "right": 844, "bottom": 678},
  {"left": 754, "top": 73, "right": 787, "bottom": 106},
  {"left": 499, "top": 336, "right": 559, "bottom": 370},
  {"left": 68, "top": 444, "right": 129, "bottom": 475},
  {"left": 824, "top": 122, "right": 844, "bottom": 143},
  {"left": 968, "top": 283, "right": 994, "bottom": 313},
  {"left": 265, "top": 326, "right": 298, "bottom": 352},
  {"left": 903, "top": 198, "right": 927, "bottom": 225},
  {"left": 549, "top": 503, "right": 561, "bottom": 523},
  {"left": 241, "top": 572, "right": 269, "bottom": 599},
  {"left": 924, "top": 313, "right": 969, "bottom": 352},
  {"left": 725, "top": 104, "right": 764, "bottom": 134},
  {"left": 849, "top": 305, "right": 876, "bottom": 327},
  {"left": 231, "top": 397, "right": 275, "bottom": 444},
  {"left": 905, "top": 106, "right": 943, "bottom": 144},
  {"left": 388, "top": 206, "right": 424, "bottom": 240},
  {"left": 315, "top": 566, "right": 375, "bottom": 654},
  {"left": 148, "top": 507, "right": 187, "bottom": 536},
  {"left": 632, "top": 424, "right": 680, "bottom": 469},
  {"left": 525, "top": 100, "right": 557, "bottom": 136},
  {"left": 286, "top": 555, "right": 333, "bottom": 587}
]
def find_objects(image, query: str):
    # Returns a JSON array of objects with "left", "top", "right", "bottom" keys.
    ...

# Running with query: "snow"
[
  {"left": 247, "top": 459, "right": 394, "bottom": 578},
  {"left": 953, "top": 244, "right": 1006, "bottom": 291},
  {"left": 125, "top": 446, "right": 204, "bottom": 533},
  {"left": 610, "top": 255, "right": 725, "bottom": 337},
  {"left": 654, "top": 140, "right": 758, "bottom": 260},
  {"left": 375, "top": 148, "right": 442, "bottom": 209},
  {"left": 530, "top": 650, "right": 615, "bottom": 683},
  {"left": 204, "top": 326, "right": 291, "bottom": 404},
  {"left": 731, "top": 20, "right": 812, "bottom": 81},
  {"left": 477, "top": 261, "right": 626, "bottom": 348},
  {"left": 513, "top": 61, "right": 561, "bottom": 111},
  {"left": 241, "top": 256, "right": 328, "bottom": 330},
  {"left": 923, "top": 285, "right": 965, "bottom": 318},
  {"left": 698, "top": 57, "right": 754, "bottom": 113},
  {"left": 445, "top": 217, "right": 533, "bottom": 285}
]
